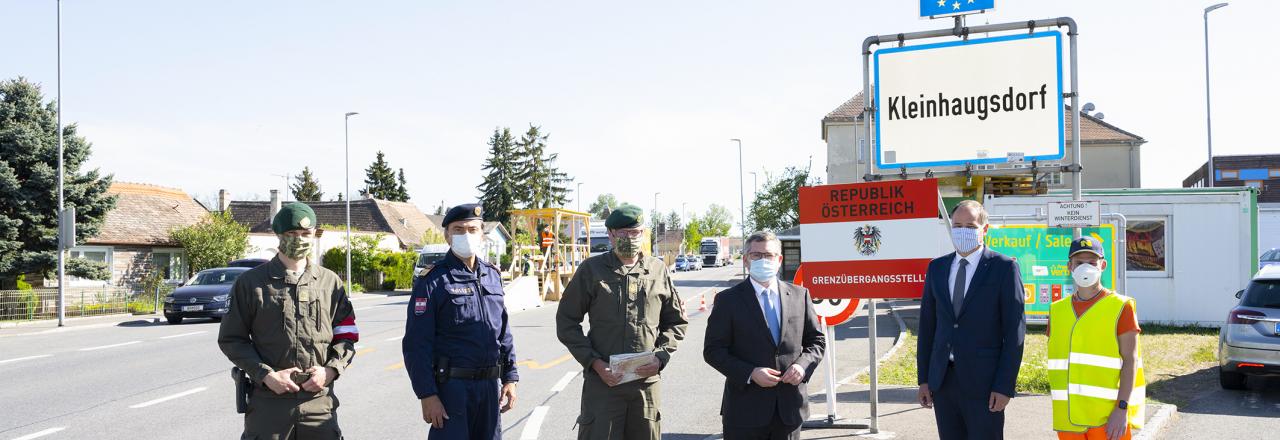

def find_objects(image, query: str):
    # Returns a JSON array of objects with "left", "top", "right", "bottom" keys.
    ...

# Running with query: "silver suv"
[{"left": 1219, "top": 265, "right": 1280, "bottom": 389}]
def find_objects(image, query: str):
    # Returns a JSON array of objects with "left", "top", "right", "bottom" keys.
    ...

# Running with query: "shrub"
[{"left": 16, "top": 275, "right": 33, "bottom": 291}]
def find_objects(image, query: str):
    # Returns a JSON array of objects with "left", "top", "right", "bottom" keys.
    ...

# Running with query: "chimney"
[
  {"left": 218, "top": 189, "right": 230, "bottom": 212},
  {"left": 269, "top": 190, "right": 281, "bottom": 226}
]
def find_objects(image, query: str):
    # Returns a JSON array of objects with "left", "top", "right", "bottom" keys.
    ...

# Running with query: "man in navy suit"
[
  {"left": 705, "top": 231, "right": 825, "bottom": 440},
  {"left": 917, "top": 200, "right": 1025, "bottom": 440}
]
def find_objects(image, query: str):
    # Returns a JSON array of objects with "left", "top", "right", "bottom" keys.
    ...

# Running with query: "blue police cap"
[{"left": 443, "top": 203, "right": 484, "bottom": 227}]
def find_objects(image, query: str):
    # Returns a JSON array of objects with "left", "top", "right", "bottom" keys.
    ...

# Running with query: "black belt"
[{"left": 448, "top": 366, "right": 501, "bottom": 380}]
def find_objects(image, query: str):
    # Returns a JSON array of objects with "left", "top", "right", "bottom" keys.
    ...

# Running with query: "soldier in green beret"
[
  {"left": 219, "top": 202, "right": 358, "bottom": 439},
  {"left": 557, "top": 203, "right": 689, "bottom": 440}
]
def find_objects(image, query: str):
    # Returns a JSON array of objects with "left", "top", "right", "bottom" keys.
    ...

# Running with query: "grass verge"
[{"left": 858, "top": 322, "right": 1219, "bottom": 406}]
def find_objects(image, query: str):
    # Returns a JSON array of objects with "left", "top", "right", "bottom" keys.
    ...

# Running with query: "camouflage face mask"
[
  {"left": 614, "top": 235, "right": 643, "bottom": 258},
  {"left": 278, "top": 234, "right": 313, "bottom": 260}
]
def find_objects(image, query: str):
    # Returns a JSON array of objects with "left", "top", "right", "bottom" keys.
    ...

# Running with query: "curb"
[{"left": 1133, "top": 403, "right": 1178, "bottom": 440}]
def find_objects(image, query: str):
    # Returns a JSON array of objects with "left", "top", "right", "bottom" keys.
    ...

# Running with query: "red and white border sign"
[{"left": 799, "top": 179, "right": 941, "bottom": 299}]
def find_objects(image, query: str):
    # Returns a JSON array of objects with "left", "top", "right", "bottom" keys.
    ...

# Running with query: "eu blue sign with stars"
[{"left": 921, "top": 0, "right": 994, "bottom": 18}]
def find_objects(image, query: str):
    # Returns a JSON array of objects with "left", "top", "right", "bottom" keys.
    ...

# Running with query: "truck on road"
[{"left": 700, "top": 237, "right": 731, "bottom": 267}]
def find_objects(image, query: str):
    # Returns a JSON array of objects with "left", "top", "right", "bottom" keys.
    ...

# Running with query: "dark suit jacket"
[
  {"left": 917, "top": 248, "right": 1026, "bottom": 398},
  {"left": 704, "top": 279, "right": 826, "bottom": 428}
]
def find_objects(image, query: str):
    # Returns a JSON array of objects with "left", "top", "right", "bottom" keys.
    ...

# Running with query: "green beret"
[
  {"left": 272, "top": 202, "right": 317, "bottom": 234},
  {"left": 606, "top": 204, "right": 644, "bottom": 229}
]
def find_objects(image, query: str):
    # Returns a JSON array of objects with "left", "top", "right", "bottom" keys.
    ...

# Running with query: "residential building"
[
  {"left": 225, "top": 191, "right": 444, "bottom": 254},
  {"left": 1182, "top": 154, "right": 1280, "bottom": 203}
]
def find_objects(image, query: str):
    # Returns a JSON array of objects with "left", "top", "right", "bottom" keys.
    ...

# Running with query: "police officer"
[
  {"left": 403, "top": 203, "right": 519, "bottom": 439},
  {"left": 219, "top": 202, "right": 358, "bottom": 439},
  {"left": 557, "top": 203, "right": 688, "bottom": 440}
]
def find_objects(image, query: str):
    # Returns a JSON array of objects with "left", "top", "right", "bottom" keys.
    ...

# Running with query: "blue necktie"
[{"left": 761, "top": 289, "right": 781, "bottom": 345}]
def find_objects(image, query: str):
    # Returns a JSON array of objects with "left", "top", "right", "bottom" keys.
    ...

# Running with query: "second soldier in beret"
[
  {"left": 218, "top": 202, "right": 359, "bottom": 439},
  {"left": 557, "top": 203, "right": 688, "bottom": 440},
  {"left": 403, "top": 203, "right": 519, "bottom": 439}
]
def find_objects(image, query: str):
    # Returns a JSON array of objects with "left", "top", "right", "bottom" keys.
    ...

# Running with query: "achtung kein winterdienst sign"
[{"left": 874, "top": 31, "right": 1065, "bottom": 169}]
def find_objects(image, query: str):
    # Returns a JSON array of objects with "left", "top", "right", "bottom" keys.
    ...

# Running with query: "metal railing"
[{"left": 0, "top": 286, "right": 174, "bottom": 323}]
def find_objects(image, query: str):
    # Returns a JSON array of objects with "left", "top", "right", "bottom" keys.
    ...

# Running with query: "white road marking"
[
  {"left": 550, "top": 371, "right": 578, "bottom": 393},
  {"left": 385, "top": 335, "right": 404, "bottom": 342},
  {"left": 9, "top": 427, "right": 66, "bottom": 440},
  {"left": 354, "top": 344, "right": 365, "bottom": 349},
  {"left": 78, "top": 340, "right": 142, "bottom": 351},
  {"left": 0, "top": 355, "right": 52, "bottom": 365},
  {"left": 355, "top": 303, "right": 397, "bottom": 311},
  {"left": 159, "top": 331, "right": 206, "bottom": 339},
  {"left": 129, "top": 387, "right": 208, "bottom": 409},
  {"left": 349, "top": 295, "right": 382, "bottom": 301},
  {"left": 519, "top": 406, "right": 550, "bottom": 440}
]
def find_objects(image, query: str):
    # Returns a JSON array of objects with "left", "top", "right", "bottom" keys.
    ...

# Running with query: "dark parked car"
[
  {"left": 1260, "top": 248, "right": 1280, "bottom": 272},
  {"left": 163, "top": 267, "right": 250, "bottom": 324},
  {"left": 226, "top": 258, "right": 269, "bottom": 268}
]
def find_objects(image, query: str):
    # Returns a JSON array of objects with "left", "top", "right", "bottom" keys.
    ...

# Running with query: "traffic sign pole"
[
  {"left": 868, "top": 298, "right": 879, "bottom": 433},
  {"left": 822, "top": 317, "right": 838, "bottom": 422}
]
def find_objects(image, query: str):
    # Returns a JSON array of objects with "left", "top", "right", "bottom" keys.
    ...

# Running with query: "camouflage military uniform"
[
  {"left": 556, "top": 251, "right": 688, "bottom": 440},
  {"left": 218, "top": 256, "right": 357, "bottom": 440}
]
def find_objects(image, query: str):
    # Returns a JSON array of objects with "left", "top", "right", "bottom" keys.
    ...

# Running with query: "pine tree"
[
  {"left": 0, "top": 78, "right": 117, "bottom": 287},
  {"left": 394, "top": 168, "right": 411, "bottom": 202},
  {"left": 513, "top": 125, "right": 573, "bottom": 209},
  {"left": 360, "top": 151, "right": 400, "bottom": 200},
  {"left": 291, "top": 166, "right": 324, "bottom": 201},
  {"left": 476, "top": 127, "right": 519, "bottom": 225}
]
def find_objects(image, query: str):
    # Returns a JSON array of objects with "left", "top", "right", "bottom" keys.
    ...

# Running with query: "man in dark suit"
[
  {"left": 705, "top": 231, "right": 826, "bottom": 440},
  {"left": 917, "top": 200, "right": 1026, "bottom": 439}
]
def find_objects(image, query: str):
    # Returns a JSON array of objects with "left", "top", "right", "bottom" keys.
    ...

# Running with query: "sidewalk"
[{"left": 791, "top": 300, "right": 1173, "bottom": 439}]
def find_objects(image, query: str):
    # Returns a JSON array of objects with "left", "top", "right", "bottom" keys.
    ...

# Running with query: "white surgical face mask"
[
  {"left": 451, "top": 233, "right": 484, "bottom": 259},
  {"left": 749, "top": 258, "right": 780, "bottom": 283},
  {"left": 950, "top": 227, "right": 982, "bottom": 254},
  {"left": 1072, "top": 262, "right": 1102, "bottom": 287}
]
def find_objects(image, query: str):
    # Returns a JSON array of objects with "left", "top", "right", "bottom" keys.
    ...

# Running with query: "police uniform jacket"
[{"left": 403, "top": 252, "right": 519, "bottom": 399}]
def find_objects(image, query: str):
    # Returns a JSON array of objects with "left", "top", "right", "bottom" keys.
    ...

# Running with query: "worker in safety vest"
[{"left": 1047, "top": 237, "right": 1145, "bottom": 440}]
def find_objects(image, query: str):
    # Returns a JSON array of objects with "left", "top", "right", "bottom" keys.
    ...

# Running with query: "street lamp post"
[
  {"left": 344, "top": 112, "right": 358, "bottom": 295},
  {"left": 731, "top": 139, "right": 745, "bottom": 277},
  {"left": 653, "top": 192, "right": 660, "bottom": 226},
  {"left": 577, "top": 182, "right": 584, "bottom": 213},
  {"left": 56, "top": 0, "right": 66, "bottom": 326},
  {"left": 1204, "top": 3, "right": 1229, "bottom": 187},
  {"left": 749, "top": 171, "right": 758, "bottom": 195}
]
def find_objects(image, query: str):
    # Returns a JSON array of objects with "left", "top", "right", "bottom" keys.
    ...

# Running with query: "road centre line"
[
  {"left": 550, "top": 371, "right": 578, "bottom": 393},
  {"left": 516, "top": 354, "right": 573, "bottom": 370},
  {"left": 78, "top": 340, "right": 141, "bottom": 351},
  {"left": 159, "top": 331, "right": 206, "bottom": 339},
  {"left": 9, "top": 427, "right": 66, "bottom": 440},
  {"left": 518, "top": 406, "right": 550, "bottom": 440},
  {"left": 129, "top": 387, "right": 208, "bottom": 409},
  {"left": 385, "top": 335, "right": 404, "bottom": 342},
  {"left": 0, "top": 354, "right": 52, "bottom": 365}
]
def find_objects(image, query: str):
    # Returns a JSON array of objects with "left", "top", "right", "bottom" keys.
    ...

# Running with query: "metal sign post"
[{"left": 867, "top": 298, "right": 878, "bottom": 433}]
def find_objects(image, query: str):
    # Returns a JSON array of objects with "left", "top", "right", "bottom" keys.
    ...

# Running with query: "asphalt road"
[
  {"left": 0, "top": 264, "right": 897, "bottom": 440},
  {"left": 1161, "top": 374, "right": 1280, "bottom": 440}
]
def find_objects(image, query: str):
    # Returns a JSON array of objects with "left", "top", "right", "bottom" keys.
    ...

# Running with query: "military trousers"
[
  {"left": 242, "top": 392, "right": 342, "bottom": 440},
  {"left": 429, "top": 378, "right": 502, "bottom": 440},
  {"left": 575, "top": 376, "right": 661, "bottom": 440}
]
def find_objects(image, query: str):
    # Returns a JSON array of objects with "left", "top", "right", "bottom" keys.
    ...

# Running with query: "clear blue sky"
[{"left": 4, "top": 1, "right": 1275, "bottom": 233}]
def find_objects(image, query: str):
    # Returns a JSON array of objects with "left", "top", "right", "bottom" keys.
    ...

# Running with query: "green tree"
[
  {"left": 700, "top": 204, "right": 734, "bottom": 237},
  {"left": 360, "top": 151, "right": 405, "bottom": 201},
  {"left": 747, "top": 166, "right": 819, "bottom": 233},
  {"left": 683, "top": 216, "right": 704, "bottom": 255},
  {"left": 665, "top": 211, "right": 683, "bottom": 233},
  {"left": 588, "top": 193, "right": 618, "bottom": 219},
  {"left": 477, "top": 127, "right": 519, "bottom": 225},
  {"left": 422, "top": 228, "right": 446, "bottom": 245},
  {"left": 169, "top": 210, "right": 249, "bottom": 276},
  {"left": 0, "top": 78, "right": 116, "bottom": 287},
  {"left": 395, "top": 168, "right": 411, "bottom": 202},
  {"left": 291, "top": 166, "right": 324, "bottom": 202},
  {"left": 513, "top": 125, "right": 573, "bottom": 209}
]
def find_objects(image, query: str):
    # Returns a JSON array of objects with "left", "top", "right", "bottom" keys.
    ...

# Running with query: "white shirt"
[
  {"left": 749, "top": 277, "right": 782, "bottom": 327},
  {"left": 747, "top": 277, "right": 782, "bottom": 384},
  {"left": 948, "top": 246, "right": 983, "bottom": 303},
  {"left": 947, "top": 246, "right": 982, "bottom": 362}
]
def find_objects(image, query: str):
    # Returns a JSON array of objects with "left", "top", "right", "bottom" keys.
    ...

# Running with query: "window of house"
[
  {"left": 1126, "top": 219, "right": 1169, "bottom": 276},
  {"left": 68, "top": 246, "right": 113, "bottom": 285},
  {"left": 151, "top": 249, "right": 187, "bottom": 281},
  {"left": 1221, "top": 170, "right": 1239, "bottom": 180},
  {"left": 1045, "top": 172, "right": 1063, "bottom": 185},
  {"left": 975, "top": 164, "right": 997, "bottom": 171},
  {"left": 1246, "top": 181, "right": 1263, "bottom": 189},
  {"left": 1271, "top": 169, "right": 1280, "bottom": 178}
]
